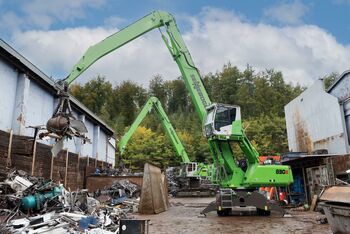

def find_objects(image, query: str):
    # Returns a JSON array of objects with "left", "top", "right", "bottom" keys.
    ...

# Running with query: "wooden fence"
[{"left": 0, "top": 129, "right": 111, "bottom": 190}]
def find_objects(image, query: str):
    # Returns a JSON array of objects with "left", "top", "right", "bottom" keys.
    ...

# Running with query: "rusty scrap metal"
[
  {"left": 1, "top": 169, "right": 142, "bottom": 233},
  {"left": 320, "top": 186, "right": 350, "bottom": 204},
  {"left": 38, "top": 81, "right": 89, "bottom": 156}
]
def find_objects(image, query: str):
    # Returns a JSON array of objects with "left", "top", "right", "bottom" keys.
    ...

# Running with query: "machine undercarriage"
[{"left": 201, "top": 188, "right": 285, "bottom": 216}]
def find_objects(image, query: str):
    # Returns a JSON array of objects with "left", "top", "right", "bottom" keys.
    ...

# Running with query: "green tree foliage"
[
  {"left": 165, "top": 78, "right": 190, "bottom": 113},
  {"left": 322, "top": 72, "right": 338, "bottom": 90},
  {"left": 122, "top": 126, "right": 177, "bottom": 171},
  {"left": 112, "top": 80, "right": 147, "bottom": 130},
  {"left": 70, "top": 75, "right": 113, "bottom": 117},
  {"left": 149, "top": 75, "right": 166, "bottom": 104},
  {"left": 245, "top": 115, "right": 289, "bottom": 155},
  {"left": 71, "top": 64, "right": 305, "bottom": 171}
]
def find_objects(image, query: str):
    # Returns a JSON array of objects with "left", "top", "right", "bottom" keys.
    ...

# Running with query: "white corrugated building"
[{"left": 0, "top": 39, "right": 116, "bottom": 165}]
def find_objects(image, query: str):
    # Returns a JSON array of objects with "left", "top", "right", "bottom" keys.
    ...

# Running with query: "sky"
[{"left": 0, "top": 0, "right": 349, "bottom": 87}]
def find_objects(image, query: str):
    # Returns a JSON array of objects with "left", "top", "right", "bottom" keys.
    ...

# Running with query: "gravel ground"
[{"left": 134, "top": 197, "right": 332, "bottom": 234}]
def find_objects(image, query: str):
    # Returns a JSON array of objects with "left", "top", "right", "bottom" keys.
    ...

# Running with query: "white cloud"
[
  {"left": 264, "top": 1, "right": 309, "bottom": 25},
  {"left": 1, "top": 0, "right": 106, "bottom": 31},
  {"left": 104, "top": 16, "right": 127, "bottom": 28},
  {"left": 11, "top": 27, "right": 174, "bottom": 86},
  {"left": 10, "top": 8, "right": 350, "bottom": 87},
  {"left": 23, "top": 0, "right": 105, "bottom": 29}
]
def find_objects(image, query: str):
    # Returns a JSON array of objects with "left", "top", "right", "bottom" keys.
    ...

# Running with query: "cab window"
[{"left": 214, "top": 106, "right": 236, "bottom": 131}]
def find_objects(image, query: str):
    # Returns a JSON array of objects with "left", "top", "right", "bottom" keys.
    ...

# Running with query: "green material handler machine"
[
  {"left": 118, "top": 96, "right": 214, "bottom": 197},
  {"left": 45, "top": 10, "right": 293, "bottom": 216},
  {"left": 118, "top": 96, "right": 209, "bottom": 179}
]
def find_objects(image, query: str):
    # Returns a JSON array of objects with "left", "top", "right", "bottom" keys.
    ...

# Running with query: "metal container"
[
  {"left": 320, "top": 202, "right": 350, "bottom": 234},
  {"left": 119, "top": 219, "right": 149, "bottom": 234}
]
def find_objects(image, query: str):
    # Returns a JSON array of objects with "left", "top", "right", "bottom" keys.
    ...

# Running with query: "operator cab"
[
  {"left": 179, "top": 162, "right": 198, "bottom": 178},
  {"left": 204, "top": 103, "right": 241, "bottom": 138}
]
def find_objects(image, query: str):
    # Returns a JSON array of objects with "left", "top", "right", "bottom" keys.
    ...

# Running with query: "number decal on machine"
[{"left": 276, "top": 169, "right": 288, "bottom": 174}]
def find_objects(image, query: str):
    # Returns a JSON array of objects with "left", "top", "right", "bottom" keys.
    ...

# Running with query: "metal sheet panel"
[
  {"left": 26, "top": 81, "right": 54, "bottom": 136},
  {"left": 107, "top": 137, "right": 116, "bottom": 166},
  {"left": 306, "top": 165, "right": 330, "bottom": 198},
  {"left": 0, "top": 57, "right": 17, "bottom": 131},
  {"left": 344, "top": 100, "right": 350, "bottom": 145},
  {"left": 320, "top": 186, "right": 350, "bottom": 204},
  {"left": 81, "top": 120, "right": 94, "bottom": 157},
  {"left": 98, "top": 130, "right": 107, "bottom": 162},
  {"left": 328, "top": 71, "right": 350, "bottom": 102},
  {"left": 321, "top": 203, "right": 350, "bottom": 234},
  {"left": 0, "top": 39, "right": 115, "bottom": 162},
  {"left": 139, "top": 163, "right": 168, "bottom": 214},
  {"left": 285, "top": 80, "right": 347, "bottom": 154}
]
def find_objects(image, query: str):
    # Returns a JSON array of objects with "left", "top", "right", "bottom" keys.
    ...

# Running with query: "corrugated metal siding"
[
  {"left": 344, "top": 100, "right": 350, "bottom": 146},
  {"left": 285, "top": 80, "right": 348, "bottom": 154},
  {"left": 0, "top": 57, "right": 17, "bottom": 131},
  {"left": 328, "top": 71, "right": 350, "bottom": 102},
  {"left": 328, "top": 71, "right": 350, "bottom": 151},
  {"left": 25, "top": 81, "right": 55, "bottom": 136},
  {"left": 81, "top": 119, "right": 94, "bottom": 157},
  {"left": 107, "top": 137, "right": 116, "bottom": 165},
  {"left": 98, "top": 130, "right": 107, "bottom": 161},
  {"left": 0, "top": 41, "right": 116, "bottom": 166}
]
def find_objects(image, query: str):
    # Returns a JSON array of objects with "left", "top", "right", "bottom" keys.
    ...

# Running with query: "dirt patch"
[{"left": 134, "top": 197, "right": 331, "bottom": 234}]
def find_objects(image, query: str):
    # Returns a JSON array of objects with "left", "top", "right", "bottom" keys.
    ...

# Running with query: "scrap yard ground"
[{"left": 136, "top": 197, "right": 331, "bottom": 234}]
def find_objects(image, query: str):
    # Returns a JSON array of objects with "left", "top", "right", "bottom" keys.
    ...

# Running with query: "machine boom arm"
[
  {"left": 65, "top": 11, "right": 210, "bottom": 122},
  {"left": 59, "top": 10, "right": 293, "bottom": 189},
  {"left": 118, "top": 96, "right": 190, "bottom": 163}
]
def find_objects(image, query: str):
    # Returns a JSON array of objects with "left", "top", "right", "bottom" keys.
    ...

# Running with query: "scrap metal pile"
[
  {"left": 93, "top": 166, "right": 142, "bottom": 177},
  {"left": 165, "top": 167, "right": 179, "bottom": 196},
  {"left": 0, "top": 170, "right": 141, "bottom": 233},
  {"left": 165, "top": 167, "right": 216, "bottom": 197}
]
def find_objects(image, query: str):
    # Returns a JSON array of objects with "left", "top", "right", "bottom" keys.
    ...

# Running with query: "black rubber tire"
[
  {"left": 217, "top": 210, "right": 225, "bottom": 216},
  {"left": 256, "top": 208, "right": 271, "bottom": 216},
  {"left": 217, "top": 208, "right": 230, "bottom": 216}
]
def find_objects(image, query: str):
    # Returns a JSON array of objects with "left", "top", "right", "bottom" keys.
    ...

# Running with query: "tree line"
[{"left": 70, "top": 64, "right": 305, "bottom": 171}]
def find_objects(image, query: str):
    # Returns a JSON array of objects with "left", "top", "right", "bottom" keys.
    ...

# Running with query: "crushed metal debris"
[{"left": 0, "top": 170, "right": 145, "bottom": 233}]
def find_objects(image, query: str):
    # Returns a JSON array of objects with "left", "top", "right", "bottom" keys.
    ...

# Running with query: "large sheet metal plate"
[
  {"left": 320, "top": 186, "right": 350, "bottom": 204},
  {"left": 139, "top": 163, "right": 168, "bottom": 214}
]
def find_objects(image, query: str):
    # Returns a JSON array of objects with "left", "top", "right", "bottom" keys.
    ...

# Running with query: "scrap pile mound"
[
  {"left": 0, "top": 170, "right": 141, "bottom": 233},
  {"left": 93, "top": 162, "right": 142, "bottom": 177},
  {"left": 94, "top": 179, "right": 141, "bottom": 209},
  {"left": 165, "top": 167, "right": 179, "bottom": 196}
]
